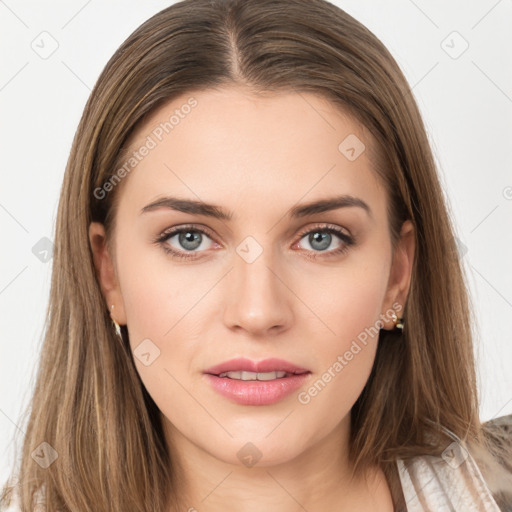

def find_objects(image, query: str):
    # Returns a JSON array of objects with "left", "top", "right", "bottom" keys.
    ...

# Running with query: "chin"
[{"left": 209, "top": 431, "right": 310, "bottom": 469}]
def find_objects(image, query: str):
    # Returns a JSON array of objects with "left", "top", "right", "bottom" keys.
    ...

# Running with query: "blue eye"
[
  {"left": 156, "top": 225, "right": 215, "bottom": 260},
  {"left": 154, "top": 223, "right": 355, "bottom": 261},
  {"left": 294, "top": 224, "right": 355, "bottom": 260}
]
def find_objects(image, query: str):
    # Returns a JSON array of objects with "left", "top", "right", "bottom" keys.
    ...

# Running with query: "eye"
[
  {"left": 293, "top": 224, "right": 355, "bottom": 260},
  {"left": 154, "top": 224, "right": 217, "bottom": 260},
  {"left": 154, "top": 223, "right": 356, "bottom": 261}
]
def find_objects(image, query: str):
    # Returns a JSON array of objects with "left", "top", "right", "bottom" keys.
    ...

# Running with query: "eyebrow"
[{"left": 140, "top": 194, "right": 372, "bottom": 220}]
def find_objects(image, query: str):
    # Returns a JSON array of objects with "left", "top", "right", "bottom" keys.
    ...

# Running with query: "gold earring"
[
  {"left": 110, "top": 304, "right": 122, "bottom": 338},
  {"left": 390, "top": 310, "right": 404, "bottom": 331}
]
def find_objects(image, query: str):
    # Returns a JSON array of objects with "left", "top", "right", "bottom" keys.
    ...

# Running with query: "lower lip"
[{"left": 204, "top": 373, "right": 311, "bottom": 405}]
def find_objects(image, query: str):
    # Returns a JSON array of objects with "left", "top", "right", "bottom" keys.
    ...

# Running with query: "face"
[{"left": 90, "top": 86, "right": 414, "bottom": 469}]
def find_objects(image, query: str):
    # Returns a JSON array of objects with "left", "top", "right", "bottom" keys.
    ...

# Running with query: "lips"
[
  {"left": 203, "top": 357, "right": 311, "bottom": 405},
  {"left": 203, "top": 357, "right": 310, "bottom": 376}
]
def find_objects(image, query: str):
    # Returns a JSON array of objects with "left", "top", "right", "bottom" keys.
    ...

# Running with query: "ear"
[
  {"left": 380, "top": 219, "right": 415, "bottom": 329},
  {"left": 89, "top": 222, "right": 126, "bottom": 325}
]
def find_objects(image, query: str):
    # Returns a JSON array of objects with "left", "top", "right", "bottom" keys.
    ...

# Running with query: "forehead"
[{"left": 116, "top": 86, "right": 386, "bottom": 222}]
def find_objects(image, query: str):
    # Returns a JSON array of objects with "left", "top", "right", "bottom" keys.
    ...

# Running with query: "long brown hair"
[{"left": 1, "top": 0, "right": 496, "bottom": 509}]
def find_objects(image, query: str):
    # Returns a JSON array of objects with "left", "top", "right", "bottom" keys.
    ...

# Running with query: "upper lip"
[{"left": 204, "top": 357, "right": 310, "bottom": 376}]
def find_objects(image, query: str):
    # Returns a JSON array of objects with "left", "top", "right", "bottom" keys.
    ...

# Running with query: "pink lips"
[
  {"left": 203, "top": 357, "right": 311, "bottom": 406},
  {"left": 204, "top": 357, "right": 310, "bottom": 376}
]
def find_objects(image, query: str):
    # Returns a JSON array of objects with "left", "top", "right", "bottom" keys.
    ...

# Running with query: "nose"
[{"left": 222, "top": 242, "right": 293, "bottom": 336}]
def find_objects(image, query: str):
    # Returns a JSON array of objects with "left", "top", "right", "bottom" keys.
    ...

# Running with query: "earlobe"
[{"left": 88, "top": 222, "right": 126, "bottom": 324}]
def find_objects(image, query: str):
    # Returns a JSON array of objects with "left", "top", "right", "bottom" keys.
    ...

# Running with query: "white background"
[{"left": 1, "top": 0, "right": 511, "bottom": 486}]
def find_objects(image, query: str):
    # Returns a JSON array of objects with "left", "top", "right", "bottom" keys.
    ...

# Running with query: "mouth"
[{"left": 203, "top": 358, "right": 311, "bottom": 406}]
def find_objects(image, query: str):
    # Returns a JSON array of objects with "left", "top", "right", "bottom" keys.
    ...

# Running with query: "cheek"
[
  {"left": 292, "top": 246, "right": 391, "bottom": 407},
  {"left": 115, "top": 242, "right": 207, "bottom": 420},
  {"left": 116, "top": 235, "right": 199, "bottom": 339},
  {"left": 115, "top": 237, "right": 216, "bottom": 394},
  {"left": 294, "top": 246, "right": 391, "bottom": 348}
]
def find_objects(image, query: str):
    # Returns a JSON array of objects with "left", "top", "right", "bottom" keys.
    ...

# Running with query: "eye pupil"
[
  {"left": 309, "top": 231, "right": 331, "bottom": 251},
  {"left": 179, "top": 231, "right": 202, "bottom": 250}
]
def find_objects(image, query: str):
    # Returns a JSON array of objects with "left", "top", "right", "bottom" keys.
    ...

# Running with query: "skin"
[{"left": 89, "top": 85, "right": 415, "bottom": 511}]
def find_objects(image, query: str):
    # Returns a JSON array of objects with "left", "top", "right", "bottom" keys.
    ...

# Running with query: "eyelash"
[{"left": 153, "top": 223, "right": 355, "bottom": 261}]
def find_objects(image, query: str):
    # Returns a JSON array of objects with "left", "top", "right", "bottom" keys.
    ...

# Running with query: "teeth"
[{"left": 218, "top": 370, "right": 288, "bottom": 380}]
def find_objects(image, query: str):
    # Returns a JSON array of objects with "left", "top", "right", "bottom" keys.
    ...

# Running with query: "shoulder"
[
  {"left": 473, "top": 414, "right": 512, "bottom": 511},
  {"left": 480, "top": 413, "right": 512, "bottom": 459},
  {"left": 397, "top": 415, "right": 512, "bottom": 511}
]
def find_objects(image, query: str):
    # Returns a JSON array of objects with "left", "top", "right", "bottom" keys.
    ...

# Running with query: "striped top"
[
  {"left": 397, "top": 437, "right": 501, "bottom": 510},
  {"left": 396, "top": 415, "right": 512, "bottom": 511}
]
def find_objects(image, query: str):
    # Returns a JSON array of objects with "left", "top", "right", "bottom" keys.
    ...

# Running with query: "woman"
[{"left": 2, "top": 0, "right": 511, "bottom": 510}]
